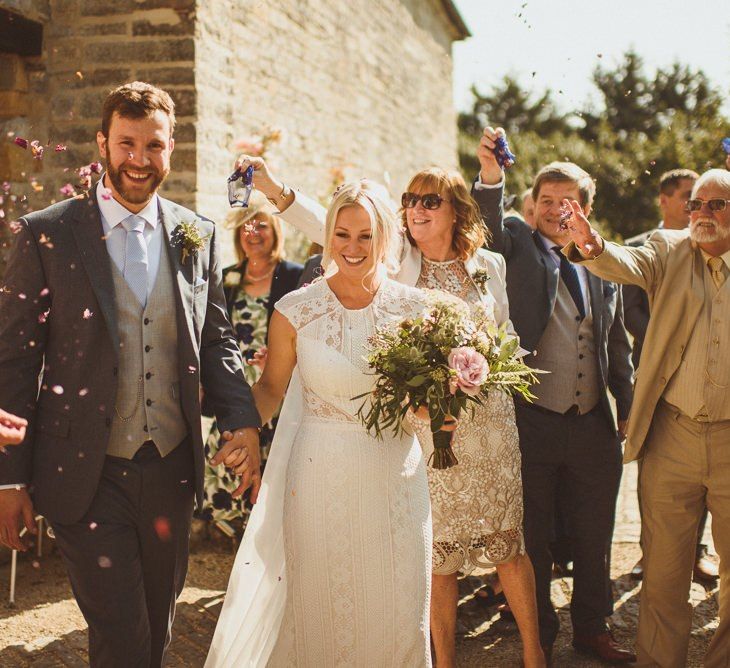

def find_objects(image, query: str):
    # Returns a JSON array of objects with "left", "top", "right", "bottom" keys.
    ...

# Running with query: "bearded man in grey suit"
[{"left": 0, "top": 82, "right": 261, "bottom": 667}]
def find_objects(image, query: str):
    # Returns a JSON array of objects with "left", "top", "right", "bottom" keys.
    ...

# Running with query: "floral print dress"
[{"left": 200, "top": 287, "right": 275, "bottom": 525}]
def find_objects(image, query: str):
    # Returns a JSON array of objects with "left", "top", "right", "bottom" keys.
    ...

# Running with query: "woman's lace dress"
[
  {"left": 265, "top": 277, "right": 432, "bottom": 666},
  {"left": 412, "top": 257, "right": 525, "bottom": 575}
]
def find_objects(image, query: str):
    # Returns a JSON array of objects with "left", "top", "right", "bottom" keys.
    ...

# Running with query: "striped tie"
[{"left": 121, "top": 214, "right": 149, "bottom": 306}]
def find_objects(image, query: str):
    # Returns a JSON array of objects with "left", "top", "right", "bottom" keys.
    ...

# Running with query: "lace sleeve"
[{"left": 274, "top": 280, "right": 331, "bottom": 331}]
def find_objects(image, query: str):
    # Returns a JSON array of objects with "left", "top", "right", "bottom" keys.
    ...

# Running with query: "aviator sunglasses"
[
  {"left": 401, "top": 192, "right": 448, "bottom": 210},
  {"left": 686, "top": 198, "right": 730, "bottom": 213}
]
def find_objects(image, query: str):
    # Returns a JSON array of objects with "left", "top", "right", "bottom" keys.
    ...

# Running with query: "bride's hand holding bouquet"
[{"left": 356, "top": 292, "right": 540, "bottom": 469}]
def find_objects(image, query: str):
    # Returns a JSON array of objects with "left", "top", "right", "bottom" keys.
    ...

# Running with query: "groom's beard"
[{"left": 106, "top": 147, "right": 168, "bottom": 206}]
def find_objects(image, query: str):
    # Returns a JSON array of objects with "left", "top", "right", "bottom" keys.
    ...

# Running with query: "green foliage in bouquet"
[{"left": 355, "top": 292, "right": 540, "bottom": 469}]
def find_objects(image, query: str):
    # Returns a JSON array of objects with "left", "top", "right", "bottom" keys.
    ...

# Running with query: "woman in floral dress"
[
  {"left": 200, "top": 193, "right": 302, "bottom": 529},
  {"left": 233, "top": 155, "right": 545, "bottom": 668}
]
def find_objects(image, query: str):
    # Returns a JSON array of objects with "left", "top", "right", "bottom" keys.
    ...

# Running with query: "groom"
[{"left": 0, "top": 82, "right": 261, "bottom": 667}]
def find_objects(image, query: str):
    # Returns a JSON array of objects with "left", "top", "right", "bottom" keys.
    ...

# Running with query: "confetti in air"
[
  {"left": 154, "top": 516, "right": 172, "bottom": 542},
  {"left": 559, "top": 203, "right": 573, "bottom": 230}
]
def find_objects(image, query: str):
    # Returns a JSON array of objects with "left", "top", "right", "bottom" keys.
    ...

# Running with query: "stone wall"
[
  {"left": 195, "top": 0, "right": 463, "bottom": 263},
  {"left": 1, "top": 0, "right": 466, "bottom": 267}
]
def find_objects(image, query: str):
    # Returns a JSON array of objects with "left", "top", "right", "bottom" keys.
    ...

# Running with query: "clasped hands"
[{"left": 210, "top": 427, "right": 262, "bottom": 503}]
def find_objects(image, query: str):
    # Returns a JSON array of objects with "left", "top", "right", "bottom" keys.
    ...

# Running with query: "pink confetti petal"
[
  {"left": 153, "top": 516, "right": 172, "bottom": 542},
  {"left": 51, "top": 385, "right": 64, "bottom": 394},
  {"left": 55, "top": 144, "right": 67, "bottom": 152},
  {"left": 83, "top": 308, "right": 93, "bottom": 319},
  {"left": 13, "top": 137, "right": 28, "bottom": 149}
]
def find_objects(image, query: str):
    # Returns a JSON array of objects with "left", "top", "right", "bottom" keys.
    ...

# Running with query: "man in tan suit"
[{"left": 560, "top": 168, "right": 730, "bottom": 667}]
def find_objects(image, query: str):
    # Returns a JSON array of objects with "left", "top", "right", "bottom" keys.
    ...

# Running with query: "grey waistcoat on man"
[
  {"left": 108, "top": 239, "right": 187, "bottom": 458},
  {"left": 532, "top": 280, "right": 601, "bottom": 414}
]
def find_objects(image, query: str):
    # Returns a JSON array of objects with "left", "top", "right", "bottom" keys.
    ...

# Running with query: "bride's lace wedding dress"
[{"left": 206, "top": 277, "right": 432, "bottom": 667}]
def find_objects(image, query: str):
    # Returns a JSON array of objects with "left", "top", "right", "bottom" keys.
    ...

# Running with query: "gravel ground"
[{"left": 0, "top": 462, "right": 719, "bottom": 667}]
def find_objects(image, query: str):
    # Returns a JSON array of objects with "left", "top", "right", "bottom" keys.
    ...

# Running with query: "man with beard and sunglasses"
[
  {"left": 0, "top": 82, "right": 261, "bottom": 667},
  {"left": 563, "top": 168, "right": 730, "bottom": 667}
]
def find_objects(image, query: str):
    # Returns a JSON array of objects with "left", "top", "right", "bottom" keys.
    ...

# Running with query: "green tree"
[{"left": 458, "top": 51, "right": 730, "bottom": 240}]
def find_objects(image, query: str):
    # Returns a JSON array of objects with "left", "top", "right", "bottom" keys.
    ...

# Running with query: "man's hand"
[
  {"left": 0, "top": 408, "right": 27, "bottom": 449},
  {"left": 618, "top": 420, "right": 628, "bottom": 441},
  {"left": 562, "top": 199, "right": 605, "bottom": 258},
  {"left": 476, "top": 126, "right": 506, "bottom": 186},
  {"left": 211, "top": 427, "right": 262, "bottom": 503},
  {"left": 0, "top": 488, "right": 37, "bottom": 551},
  {"left": 245, "top": 346, "right": 268, "bottom": 371}
]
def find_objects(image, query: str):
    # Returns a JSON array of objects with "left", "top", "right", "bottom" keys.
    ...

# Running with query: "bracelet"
[{"left": 267, "top": 183, "right": 292, "bottom": 210}]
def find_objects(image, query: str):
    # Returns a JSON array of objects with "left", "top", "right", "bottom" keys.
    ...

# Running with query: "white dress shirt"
[
  {"left": 97, "top": 177, "right": 162, "bottom": 295},
  {"left": 537, "top": 232, "right": 591, "bottom": 313}
]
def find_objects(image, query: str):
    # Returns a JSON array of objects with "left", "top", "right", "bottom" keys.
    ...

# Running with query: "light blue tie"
[{"left": 121, "top": 215, "right": 149, "bottom": 307}]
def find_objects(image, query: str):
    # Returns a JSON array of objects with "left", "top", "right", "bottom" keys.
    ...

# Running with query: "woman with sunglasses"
[{"left": 235, "top": 154, "right": 544, "bottom": 668}]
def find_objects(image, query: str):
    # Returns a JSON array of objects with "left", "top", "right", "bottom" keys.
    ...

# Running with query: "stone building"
[{"left": 0, "top": 0, "right": 469, "bottom": 265}]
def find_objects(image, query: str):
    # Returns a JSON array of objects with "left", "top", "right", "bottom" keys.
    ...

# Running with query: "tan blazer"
[{"left": 565, "top": 229, "right": 707, "bottom": 462}]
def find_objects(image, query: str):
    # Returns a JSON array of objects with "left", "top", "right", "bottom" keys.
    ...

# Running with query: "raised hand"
[
  {"left": 562, "top": 199, "right": 604, "bottom": 258},
  {"left": 211, "top": 427, "right": 262, "bottom": 502},
  {"left": 234, "top": 155, "right": 289, "bottom": 208},
  {"left": 476, "top": 126, "right": 506, "bottom": 186}
]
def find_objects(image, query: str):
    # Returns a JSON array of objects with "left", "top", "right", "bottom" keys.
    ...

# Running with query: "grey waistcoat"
[
  {"left": 531, "top": 279, "right": 601, "bottom": 415},
  {"left": 107, "top": 241, "right": 187, "bottom": 458}
]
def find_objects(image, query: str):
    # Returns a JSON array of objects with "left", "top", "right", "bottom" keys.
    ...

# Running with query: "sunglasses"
[
  {"left": 401, "top": 192, "right": 447, "bottom": 210},
  {"left": 686, "top": 198, "right": 730, "bottom": 212}
]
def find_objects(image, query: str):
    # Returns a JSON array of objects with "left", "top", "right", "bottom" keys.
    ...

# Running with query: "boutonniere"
[
  {"left": 471, "top": 268, "right": 491, "bottom": 291},
  {"left": 224, "top": 270, "right": 243, "bottom": 288},
  {"left": 173, "top": 220, "right": 211, "bottom": 264}
]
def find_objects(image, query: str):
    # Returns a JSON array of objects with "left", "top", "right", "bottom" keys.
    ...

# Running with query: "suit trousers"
[
  {"left": 50, "top": 438, "right": 195, "bottom": 668},
  {"left": 515, "top": 402, "right": 623, "bottom": 647},
  {"left": 637, "top": 401, "right": 730, "bottom": 668}
]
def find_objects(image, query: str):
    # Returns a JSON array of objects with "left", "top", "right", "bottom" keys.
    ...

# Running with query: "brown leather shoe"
[
  {"left": 693, "top": 549, "right": 719, "bottom": 584},
  {"left": 630, "top": 557, "right": 643, "bottom": 581},
  {"left": 573, "top": 631, "right": 636, "bottom": 663}
]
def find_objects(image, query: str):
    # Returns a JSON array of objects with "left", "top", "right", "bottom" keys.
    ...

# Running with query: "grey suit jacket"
[
  {"left": 0, "top": 193, "right": 260, "bottom": 523},
  {"left": 471, "top": 184, "right": 634, "bottom": 429}
]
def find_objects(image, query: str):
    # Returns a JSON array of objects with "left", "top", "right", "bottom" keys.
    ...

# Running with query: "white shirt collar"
[{"left": 96, "top": 175, "right": 159, "bottom": 229}]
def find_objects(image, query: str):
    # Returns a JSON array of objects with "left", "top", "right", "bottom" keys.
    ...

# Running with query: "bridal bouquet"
[{"left": 355, "top": 292, "right": 539, "bottom": 469}]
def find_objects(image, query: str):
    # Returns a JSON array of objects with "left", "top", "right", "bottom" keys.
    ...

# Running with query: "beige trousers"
[{"left": 637, "top": 400, "right": 730, "bottom": 667}]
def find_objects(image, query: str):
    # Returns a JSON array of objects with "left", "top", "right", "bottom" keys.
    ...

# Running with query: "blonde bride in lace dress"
[
  {"left": 206, "top": 181, "right": 432, "bottom": 667},
  {"left": 238, "top": 153, "right": 545, "bottom": 668}
]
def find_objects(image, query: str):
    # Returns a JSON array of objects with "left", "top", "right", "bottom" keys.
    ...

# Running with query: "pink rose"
[{"left": 448, "top": 346, "right": 489, "bottom": 396}]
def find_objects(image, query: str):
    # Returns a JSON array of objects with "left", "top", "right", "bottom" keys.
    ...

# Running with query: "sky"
[{"left": 452, "top": 0, "right": 730, "bottom": 114}]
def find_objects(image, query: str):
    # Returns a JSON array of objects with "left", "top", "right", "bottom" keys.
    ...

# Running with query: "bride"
[{"left": 206, "top": 180, "right": 435, "bottom": 667}]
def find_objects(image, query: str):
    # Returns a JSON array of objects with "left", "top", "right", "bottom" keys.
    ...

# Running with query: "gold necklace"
[{"left": 245, "top": 264, "right": 275, "bottom": 283}]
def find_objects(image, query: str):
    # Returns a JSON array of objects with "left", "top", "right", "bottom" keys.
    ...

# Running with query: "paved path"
[{"left": 0, "top": 462, "right": 719, "bottom": 666}]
